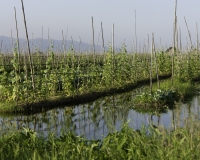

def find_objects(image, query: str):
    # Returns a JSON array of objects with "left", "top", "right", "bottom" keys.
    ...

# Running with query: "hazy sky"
[{"left": 0, "top": 0, "right": 199, "bottom": 50}]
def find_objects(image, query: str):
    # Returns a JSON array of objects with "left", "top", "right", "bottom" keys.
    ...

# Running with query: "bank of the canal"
[{"left": 1, "top": 74, "right": 172, "bottom": 114}]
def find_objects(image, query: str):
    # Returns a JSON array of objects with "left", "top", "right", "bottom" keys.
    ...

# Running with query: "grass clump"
[
  {"left": 158, "top": 78, "right": 197, "bottom": 101},
  {"left": 0, "top": 101, "right": 19, "bottom": 113},
  {"left": 133, "top": 78, "right": 197, "bottom": 112},
  {"left": 133, "top": 89, "right": 178, "bottom": 108},
  {"left": 1, "top": 121, "right": 200, "bottom": 159}
]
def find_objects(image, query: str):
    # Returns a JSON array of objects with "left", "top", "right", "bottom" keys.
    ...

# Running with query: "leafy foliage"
[
  {"left": 1, "top": 122, "right": 200, "bottom": 159},
  {"left": 0, "top": 44, "right": 199, "bottom": 112},
  {"left": 133, "top": 89, "right": 178, "bottom": 110}
]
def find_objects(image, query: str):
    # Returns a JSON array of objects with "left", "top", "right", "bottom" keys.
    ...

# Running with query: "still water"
[{"left": 0, "top": 88, "right": 200, "bottom": 140}]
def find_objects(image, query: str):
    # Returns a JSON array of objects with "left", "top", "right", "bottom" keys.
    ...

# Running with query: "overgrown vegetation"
[
  {"left": 133, "top": 89, "right": 178, "bottom": 108},
  {"left": 1, "top": 45, "right": 200, "bottom": 112},
  {"left": 0, "top": 119, "right": 200, "bottom": 160},
  {"left": 133, "top": 78, "right": 197, "bottom": 112}
]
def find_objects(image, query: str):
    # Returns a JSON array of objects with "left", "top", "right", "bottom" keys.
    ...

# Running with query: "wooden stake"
[
  {"left": 153, "top": 33, "right": 160, "bottom": 89},
  {"left": 20, "top": 0, "right": 35, "bottom": 90},
  {"left": 196, "top": 23, "right": 199, "bottom": 53},
  {"left": 135, "top": 10, "right": 137, "bottom": 53},
  {"left": 172, "top": 0, "right": 177, "bottom": 85},
  {"left": 101, "top": 22, "right": 105, "bottom": 54},
  {"left": 91, "top": 16, "right": 95, "bottom": 64},
  {"left": 79, "top": 36, "right": 81, "bottom": 53},
  {"left": 0, "top": 40, "right": 3, "bottom": 53},
  {"left": 112, "top": 23, "right": 114, "bottom": 53},
  {"left": 150, "top": 33, "right": 153, "bottom": 94},
  {"left": 14, "top": 7, "right": 20, "bottom": 73},
  {"left": 42, "top": 26, "right": 43, "bottom": 52},
  {"left": 184, "top": 17, "right": 193, "bottom": 50}
]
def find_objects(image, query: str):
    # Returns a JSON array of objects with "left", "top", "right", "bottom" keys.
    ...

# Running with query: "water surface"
[{"left": 0, "top": 88, "right": 200, "bottom": 140}]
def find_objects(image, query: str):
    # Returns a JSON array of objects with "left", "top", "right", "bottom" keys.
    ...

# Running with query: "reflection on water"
[{"left": 0, "top": 88, "right": 200, "bottom": 140}]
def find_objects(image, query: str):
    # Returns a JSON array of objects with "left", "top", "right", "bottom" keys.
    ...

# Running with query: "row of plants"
[
  {"left": 0, "top": 119, "right": 200, "bottom": 160},
  {"left": 1, "top": 44, "right": 200, "bottom": 112},
  {"left": 0, "top": 45, "right": 171, "bottom": 111}
]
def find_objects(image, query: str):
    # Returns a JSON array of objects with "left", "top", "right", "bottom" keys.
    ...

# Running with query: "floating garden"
[{"left": 1, "top": 45, "right": 200, "bottom": 113}]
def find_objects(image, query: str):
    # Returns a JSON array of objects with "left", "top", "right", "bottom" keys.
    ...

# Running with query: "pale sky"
[{"left": 0, "top": 0, "right": 199, "bottom": 51}]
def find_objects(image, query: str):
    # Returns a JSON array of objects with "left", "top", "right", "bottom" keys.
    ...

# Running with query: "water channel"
[{"left": 0, "top": 87, "right": 200, "bottom": 140}]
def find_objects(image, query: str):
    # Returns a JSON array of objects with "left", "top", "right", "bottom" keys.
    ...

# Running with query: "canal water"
[{"left": 0, "top": 87, "right": 200, "bottom": 140}]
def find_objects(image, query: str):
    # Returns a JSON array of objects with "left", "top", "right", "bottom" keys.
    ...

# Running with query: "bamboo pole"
[
  {"left": 91, "top": 16, "right": 95, "bottom": 64},
  {"left": 0, "top": 40, "right": 2, "bottom": 53},
  {"left": 184, "top": 17, "right": 193, "bottom": 50},
  {"left": 32, "top": 33, "right": 33, "bottom": 53},
  {"left": 145, "top": 34, "right": 150, "bottom": 81},
  {"left": 42, "top": 26, "right": 43, "bottom": 52},
  {"left": 11, "top": 30, "right": 14, "bottom": 53},
  {"left": 196, "top": 23, "right": 199, "bottom": 53},
  {"left": 66, "top": 27, "right": 68, "bottom": 52},
  {"left": 179, "top": 27, "right": 182, "bottom": 55},
  {"left": 14, "top": 7, "right": 20, "bottom": 73},
  {"left": 62, "top": 30, "right": 65, "bottom": 53},
  {"left": 184, "top": 17, "right": 192, "bottom": 80},
  {"left": 176, "top": 27, "right": 182, "bottom": 79},
  {"left": 112, "top": 23, "right": 114, "bottom": 53},
  {"left": 172, "top": 0, "right": 177, "bottom": 85},
  {"left": 101, "top": 21, "right": 106, "bottom": 65},
  {"left": 79, "top": 36, "right": 81, "bottom": 54},
  {"left": 135, "top": 10, "right": 137, "bottom": 53},
  {"left": 64, "top": 27, "right": 68, "bottom": 64},
  {"left": 48, "top": 28, "right": 50, "bottom": 57},
  {"left": 112, "top": 23, "right": 115, "bottom": 87},
  {"left": 147, "top": 34, "right": 149, "bottom": 53},
  {"left": 22, "top": 47, "right": 29, "bottom": 103},
  {"left": 71, "top": 36, "right": 74, "bottom": 52},
  {"left": 150, "top": 33, "right": 153, "bottom": 94},
  {"left": 20, "top": 0, "right": 35, "bottom": 90},
  {"left": 78, "top": 36, "right": 81, "bottom": 63},
  {"left": 153, "top": 33, "right": 160, "bottom": 89},
  {"left": 101, "top": 22, "right": 105, "bottom": 54},
  {"left": 13, "top": 7, "right": 20, "bottom": 104},
  {"left": 71, "top": 36, "right": 75, "bottom": 69},
  {"left": 176, "top": 16, "right": 178, "bottom": 51},
  {"left": 196, "top": 23, "right": 200, "bottom": 72},
  {"left": 134, "top": 10, "right": 138, "bottom": 83}
]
